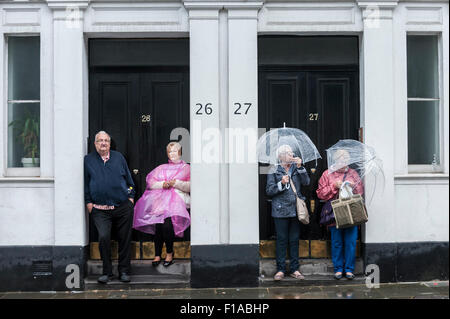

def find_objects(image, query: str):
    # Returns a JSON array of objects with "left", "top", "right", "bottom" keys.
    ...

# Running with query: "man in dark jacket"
[{"left": 84, "top": 131, "right": 135, "bottom": 283}]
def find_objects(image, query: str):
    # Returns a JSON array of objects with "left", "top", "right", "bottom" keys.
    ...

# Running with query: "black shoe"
[
  {"left": 345, "top": 272, "right": 355, "bottom": 280},
  {"left": 163, "top": 260, "right": 174, "bottom": 267},
  {"left": 334, "top": 272, "right": 343, "bottom": 280},
  {"left": 152, "top": 260, "right": 161, "bottom": 267},
  {"left": 119, "top": 273, "right": 131, "bottom": 282},
  {"left": 97, "top": 274, "right": 114, "bottom": 284}
]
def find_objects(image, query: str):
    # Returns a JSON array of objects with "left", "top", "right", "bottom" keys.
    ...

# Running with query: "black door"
[
  {"left": 88, "top": 68, "right": 190, "bottom": 244},
  {"left": 258, "top": 67, "right": 360, "bottom": 241}
]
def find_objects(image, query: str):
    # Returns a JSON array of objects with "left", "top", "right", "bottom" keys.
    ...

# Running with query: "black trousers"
[
  {"left": 154, "top": 217, "right": 175, "bottom": 257},
  {"left": 92, "top": 200, "right": 133, "bottom": 275}
]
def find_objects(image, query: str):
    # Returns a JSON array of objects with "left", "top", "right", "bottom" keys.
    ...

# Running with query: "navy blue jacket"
[
  {"left": 266, "top": 164, "right": 310, "bottom": 218},
  {"left": 84, "top": 150, "right": 135, "bottom": 206}
]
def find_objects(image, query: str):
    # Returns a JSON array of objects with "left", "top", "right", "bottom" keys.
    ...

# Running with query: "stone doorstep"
[
  {"left": 84, "top": 274, "right": 190, "bottom": 290},
  {"left": 87, "top": 259, "right": 191, "bottom": 276},
  {"left": 260, "top": 258, "right": 364, "bottom": 277},
  {"left": 259, "top": 274, "right": 367, "bottom": 287},
  {"left": 86, "top": 259, "right": 364, "bottom": 289},
  {"left": 85, "top": 274, "right": 190, "bottom": 285},
  {"left": 88, "top": 258, "right": 361, "bottom": 277}
]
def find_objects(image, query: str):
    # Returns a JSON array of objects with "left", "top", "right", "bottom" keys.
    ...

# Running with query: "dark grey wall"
[
  {"left": 362, "top": 241, "right": 449, "bottom": 283},
  {"left": 0, "top": 246, "right": 88, "bottom": 292},
  {"left": 258, "top": 36, "right": 359, "bottom": 66},
  {"left": 89, "top": 38, "right": 189, "bottom": 67}
]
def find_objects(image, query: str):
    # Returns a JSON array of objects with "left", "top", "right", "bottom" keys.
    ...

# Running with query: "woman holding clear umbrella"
[
  {"left": 316, "top": 149, "right": 364, "bottom": 280},
  {"left": 266, "top": 144, "right": 310, "bottom": 281}
]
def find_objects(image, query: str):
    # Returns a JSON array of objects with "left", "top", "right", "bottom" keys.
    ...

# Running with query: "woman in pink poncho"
[
  {"left": 133, "top": 142, "right": 190, "bottom": 267},
  {"left": 316, "top": 149, "right": 363, "bottom": 280}
]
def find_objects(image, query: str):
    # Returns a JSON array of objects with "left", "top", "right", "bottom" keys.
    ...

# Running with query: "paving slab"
[{"left": 0, "top": 281, "right": 447, "bottom": 299}]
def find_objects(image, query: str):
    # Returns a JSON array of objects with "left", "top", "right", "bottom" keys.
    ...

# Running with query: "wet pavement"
[{"left": 0, "top": 280, "right": 447, "bottom": 299}]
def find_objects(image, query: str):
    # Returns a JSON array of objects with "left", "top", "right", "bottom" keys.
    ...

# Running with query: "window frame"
[
  {"left": 407, "top": 32, "right": 444, "bottom": 174},
  {"left": 3, "top": 33, "right": 41, "bottom": 177}
]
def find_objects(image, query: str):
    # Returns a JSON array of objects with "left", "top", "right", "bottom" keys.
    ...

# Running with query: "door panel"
[
  {"left": 89, "top": 69, "right": 190, "bottom": 245},
  {"left": 259, "top": 68, "right": 359, "bottom": 242},
  {"left": 138, "top": 72, "right": 190, "bottom": 242}
]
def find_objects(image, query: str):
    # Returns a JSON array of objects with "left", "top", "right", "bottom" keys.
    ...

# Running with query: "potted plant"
[{"left": 8, "top": 110, "right": 40, "bottom": 167}]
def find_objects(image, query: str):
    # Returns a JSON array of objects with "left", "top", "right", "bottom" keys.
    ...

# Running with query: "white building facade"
[{"left": 0, "top": 0, "right": 448, "bottom": 291}]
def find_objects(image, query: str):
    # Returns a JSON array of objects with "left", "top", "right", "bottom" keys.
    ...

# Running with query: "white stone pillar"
[
  {"left": 358, "top": 1, "right": 398, "bottom": 281},
  {"left": 48, "top": 0, "right": 88, "bottom": 247},
  {"left": 359, "top": 1, "right": 397, "bottom": 244},
  {"left": 185, "top": 3, "right": 222, "bottom": 247},
  {"left": 185, "top": 1, "right": 262, "bottom": 288},
  {"left": 226, "top": 4, "right": 261, "bottom": 245}
]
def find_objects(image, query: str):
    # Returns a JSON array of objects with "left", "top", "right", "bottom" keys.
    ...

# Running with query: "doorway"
[
  {"left": 88, "top": 39, "right": 190, "bottom": 260},
  {"left": 258, "top": 36, "right": 361, "bottom": 258}
]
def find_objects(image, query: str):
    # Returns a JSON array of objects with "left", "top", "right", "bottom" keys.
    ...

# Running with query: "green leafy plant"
[{"left": 8, "top": 110, "right": 40, "bottom": 164}]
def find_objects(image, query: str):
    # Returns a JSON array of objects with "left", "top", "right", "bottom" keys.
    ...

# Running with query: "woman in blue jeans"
[
  {"left": 316, "top": 149, "right": 363, "bottom": 280},
  {"left": 266, "top": 145, "right": 310, "bottom": 281}
]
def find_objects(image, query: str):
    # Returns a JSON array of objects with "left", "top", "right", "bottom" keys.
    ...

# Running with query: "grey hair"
[
  {"left": 95, "top": 131, "right": 111, "bottom": 142},
  {"left": 276, "top": 144, "right": 293, "bottom": 159}
]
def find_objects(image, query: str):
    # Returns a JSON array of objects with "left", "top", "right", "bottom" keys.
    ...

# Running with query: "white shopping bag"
[{"left": 339, "top": 181, "right": 354, "bottom": 199}]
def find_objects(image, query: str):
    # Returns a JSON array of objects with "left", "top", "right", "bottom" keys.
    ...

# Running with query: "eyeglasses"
[{"left": 96, "top": 139, "right": 110, "bottom": 143}]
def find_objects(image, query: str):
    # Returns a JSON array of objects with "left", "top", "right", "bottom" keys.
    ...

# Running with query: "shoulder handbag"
[
  {"left": 319, "top": 200, "right": 335, "bottom": 225},
  {"left": 289, "top": 178, "right": 309, "bottom": 225},
  {"left": 319, "top": 170, "right": 349, "bottom": 226}
]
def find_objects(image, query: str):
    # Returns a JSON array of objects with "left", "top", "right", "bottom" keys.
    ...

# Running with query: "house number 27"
[{"left": 309, "top": 113, "right": 319, "bottom": 121}]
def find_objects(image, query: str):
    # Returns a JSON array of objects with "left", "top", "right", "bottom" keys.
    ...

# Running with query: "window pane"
[
  {"left": 8, "top": 103, "right": 40, "bottom": 168},
  {"left": 8, "top": 37, "right": 40, "bottom": 101},
  {"left": 408, "top": 101, "right": 440, "bottom": 165},
  {"left": 407, "top": 35, "right": 439, "bottom": 99}
]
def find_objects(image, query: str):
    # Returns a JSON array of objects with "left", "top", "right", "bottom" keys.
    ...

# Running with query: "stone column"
[
  {"left": 358, "top": 0, "right": 398, "bottom": 282},
  {"left": 184, "top": 2, "right": 223, "bottom": 288},
  {"left": 48, "top": 0, "right": 88, "bottom": 252},
  {"left": 225, "top": 2, "right": 261, "bottom": 286},
  {"left": 185, "top": 0, "right": 262, "bottom": 288}
]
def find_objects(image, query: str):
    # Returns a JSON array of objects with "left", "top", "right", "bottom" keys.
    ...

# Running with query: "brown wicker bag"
[{"left": 331, "top": 189, "right": 368, "bottom": 229}]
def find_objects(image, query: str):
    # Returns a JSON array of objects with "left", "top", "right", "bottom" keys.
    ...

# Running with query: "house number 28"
[{"left": 141, "top": 115, "right": 151, "bottom": 123}]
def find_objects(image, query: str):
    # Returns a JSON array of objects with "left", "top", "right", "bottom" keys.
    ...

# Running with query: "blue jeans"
[
  {"left": 329, "top": 225, "right": 358, "bottom": 274},
  {"left": 274, "top": 217, "right": 300, "bottom": 274}
]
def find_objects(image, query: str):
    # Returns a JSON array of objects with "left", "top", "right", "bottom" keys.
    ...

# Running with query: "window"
[
  {"left": 407, "top": 35, "right": 442, "bottom": 172},
  {"left": 7, "top": 36, "right": 40, "bottom": 169}
]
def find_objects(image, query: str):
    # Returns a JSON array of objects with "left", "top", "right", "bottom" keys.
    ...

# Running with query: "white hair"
[
  {"left": 333, "top": 149, "right": 350, "bottom": 162},
  {"left": 276, "top": 144, "right": 293, "bottom": 159},
  {"left": 95, "top": 131, "right": 111, "bottom": 142}
]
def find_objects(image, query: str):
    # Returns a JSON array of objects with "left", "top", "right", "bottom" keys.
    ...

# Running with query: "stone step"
[
  {"left": 259, "top": 274, "right": 366, "bottom": 287},
  {"left": 86, "top": 259, "right": 364, "bottom": 289},
  {"left": 260, "top": 258, "right": 364, "bottom": 277},
  {"left": 88, "top": 258, "right": 363, "bottom": 277},
  {"left": 84, "top": 274, "right": 190, "bottom": 290},
  {"left": 87, "top": 259, "right": 190, "bottom": 276}
]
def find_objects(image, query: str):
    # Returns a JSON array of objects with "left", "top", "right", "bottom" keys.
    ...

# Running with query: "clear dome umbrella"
[
  {"left": 326, "top": 139, "right": 385, "bottom": 205},
  {"left": 256, "top": 124, "right": 322, "bottom": 166}
]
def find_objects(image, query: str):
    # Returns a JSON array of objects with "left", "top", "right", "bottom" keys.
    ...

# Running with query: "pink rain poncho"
[
  {"left": 133, "top": 160, "right": 191, "bottom": 237},
  {"left": 316, "top": 167, "right": 364, "bottom": 201}
]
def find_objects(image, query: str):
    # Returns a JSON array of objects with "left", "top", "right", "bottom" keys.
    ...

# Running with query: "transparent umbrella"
[
  {"left": 326, "top": 139, "right": 385, "bottom": 205},
  {"left": 257, "top": 124, "right": 322, "bottom": 166}
]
